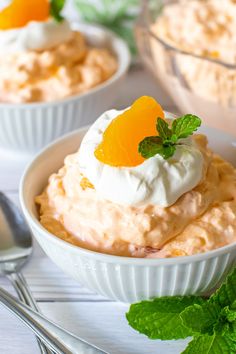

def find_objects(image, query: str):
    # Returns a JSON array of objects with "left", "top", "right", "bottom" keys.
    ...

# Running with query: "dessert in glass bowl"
[
  {"left": 135, "top": 0, "right": 236, "bottom": 136},
  {"left": 0, "top": 0, "right": 130, "bottom": 152},
  {"left": 35, "top": 96, "right": 236, "bottom": 259}
]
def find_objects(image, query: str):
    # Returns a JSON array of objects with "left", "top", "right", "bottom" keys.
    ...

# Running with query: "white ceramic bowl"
[
  {"left": 0, "top": 23, "right": 130, "bottom": 154},
  {"left": 20, "top": 125, "right": 236, "bottom": 303}
]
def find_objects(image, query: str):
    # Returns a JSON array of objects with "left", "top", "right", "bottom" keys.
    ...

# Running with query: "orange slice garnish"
[
  {"left": 0, "top": 0, "right": 50, "bottom": 30},
  {"left": 94, "top": 96, "right": 165, "bottom": 167}
]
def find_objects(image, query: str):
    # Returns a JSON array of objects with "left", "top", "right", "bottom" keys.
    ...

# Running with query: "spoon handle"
[
  {"left": 8, "top": 272, "right": 40, "bottom": 310},
  {"left": 8, "top": 272, "right": 53, "bottom": 354},
  {"left": 0, "top": 286, "right": 107, "bottom": 354}
]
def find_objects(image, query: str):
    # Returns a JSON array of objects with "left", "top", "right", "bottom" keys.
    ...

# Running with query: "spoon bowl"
[{"left": 0, "top": 192, "right": 32, "bottom": 273}]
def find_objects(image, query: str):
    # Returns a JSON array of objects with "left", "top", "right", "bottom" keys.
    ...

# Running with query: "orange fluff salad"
[
  {"left": 36, "top": 97, "right": 236, "bottom": 258},
  {"left": 0, "top": 0, "right": 117, "bottom": 103}
]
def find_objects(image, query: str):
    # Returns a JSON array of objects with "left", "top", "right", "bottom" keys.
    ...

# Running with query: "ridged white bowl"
[
  {"left": 0, "top": 24, "right": 130, "bottom": 154},
  {"left": 20, "top": 126, "right": 236, "bottom": 303}
]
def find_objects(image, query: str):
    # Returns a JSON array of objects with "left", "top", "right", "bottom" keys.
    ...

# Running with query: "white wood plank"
[
  {"left": 0, "top": 304, "right": 39, "bottom": 354},
  {"left": 0, "top": 301, "right": 190, "bottom": 354}
]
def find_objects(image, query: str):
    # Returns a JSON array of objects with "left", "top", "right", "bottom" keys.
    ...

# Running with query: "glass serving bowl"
[{"left": 135, "top": 0, "right": 236, "bottom": 136}]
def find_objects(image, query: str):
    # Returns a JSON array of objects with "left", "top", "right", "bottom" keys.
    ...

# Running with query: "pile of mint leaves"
[{"left": 126, "top": 267, "right": 236, "bottom": 353}]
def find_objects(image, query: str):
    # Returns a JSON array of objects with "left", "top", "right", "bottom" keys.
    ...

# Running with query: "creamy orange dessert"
[
  {"left": 151, "top": 0, "right": 236, "bottom": 106},
  {"left": 0, "top": 0, "right": 117, "bottom": 103},
  {"left": 36, "top": 97, "right": 236, "bottom": 258}
]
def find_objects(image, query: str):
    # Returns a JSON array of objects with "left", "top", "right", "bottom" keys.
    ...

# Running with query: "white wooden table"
[{"left": 0, "top": 67, "right": 190, "bottom": 354}]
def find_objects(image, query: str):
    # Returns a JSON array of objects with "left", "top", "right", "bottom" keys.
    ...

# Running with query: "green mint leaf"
[
  {"left": 50, "top": 0, "right": 65, "bottom": 22},
  {"left": 138, "top": 136, "right": 163, "bottom": 159},
  {"left": 138, "top": 137, "right": 176, "bottom": 160},
  {"left": 172, "top": 114, "right": 202, "bottom": 139},
  {"left": 180, "top": 302, "right": 221, "bottom": 335},
  {"left": 170, "top": 134, "right": 178, "bottom": 143},
  {"left": 224, "top": 321, "right": 236, "bottom": 342},
  {"left": 138, "top": 114, "right": 201, "bottom": 160},
  {"left": 214, "top": 318, "right": 236, "bottom": 341},
  {"left": 126, "top": 296, "right": 206, "bottom": 340},
  {"left": 182, "top": 333, "right": 236, "bottom": 354},
  {"left": 156, "top": 118, "right": 172, "bottom": 141},
  {"left": 210, "top": 268, "right": 236, "bottom": 308},
  {"left": 231, "top": 299, "right": 236, "bottom": 310},
  {"left": 227, "top": 313, "right": 236, "bottom": 324},
  {"left": 227, "top": 311, "right": 236, "bottom": 322},
  {"left": 221, "top": 306, "right": 236, "bottom": 323},
  {"left": 160, "top": 145, "right": 176, "bottom": 160},
  {"left": 213, "top": 320, "right": 230, "bottom": 337}
]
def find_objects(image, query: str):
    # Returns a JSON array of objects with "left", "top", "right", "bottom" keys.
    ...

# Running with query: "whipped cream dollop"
[
  {"left": 78, "top": 109, "right": 204, "bottom": 207},
  {"left": 0, "top": 19, "right": 73, "bottom": 53}
]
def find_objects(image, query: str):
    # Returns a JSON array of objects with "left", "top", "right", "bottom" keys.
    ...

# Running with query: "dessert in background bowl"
[
  {"left": 0, "top": 0, "right": 130, "bottom": 153},
  {"left": 20, "top": 96, "right": 236, "bottom": 302},
  {"left": 135, "top": 0, "right": 236, "bottom": 136}
]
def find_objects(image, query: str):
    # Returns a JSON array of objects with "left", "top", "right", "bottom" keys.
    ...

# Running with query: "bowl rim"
[
  {"left": 0, "top": 23, "right": 131, "bottom": 109},
  {"left": 139, "top": 0, "right": 236, "bottom": 70},
  {"left": 20, "top": 125, "right": 236, "bottom": 266}
]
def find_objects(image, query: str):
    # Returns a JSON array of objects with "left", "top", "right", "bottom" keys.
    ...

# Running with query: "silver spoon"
[
  {"left": 0, "top": 191, "right": 51, "bottom": 354},
  {"left": 0, "top": 192, "right": 107, "bottom": 354}
]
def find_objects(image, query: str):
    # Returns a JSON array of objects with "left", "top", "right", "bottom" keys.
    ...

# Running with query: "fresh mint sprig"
[
  {"left": 50, "top": 0, "right": 65, "bottom": 22},
  {"left": 126, "top": 268, "right": 236, "bottom": 353},
  {"left": 75, "top": 0, "right": 139, "bottom": 54},
  {"left": 138, "top": 114, "right": 202, "bottom": 160}
]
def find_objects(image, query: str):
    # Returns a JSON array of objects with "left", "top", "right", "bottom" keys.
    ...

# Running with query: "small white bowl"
[
  {"left": 0, "top": 24, "right": 130, "bottom": 154},
  {"left": 20, "top": 125, "right": 236, "bottom": 303}
]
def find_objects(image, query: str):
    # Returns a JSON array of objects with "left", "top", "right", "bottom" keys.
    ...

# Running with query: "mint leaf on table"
[
  {"left": 221, "top": 306, "right": 236, "bottom": 323},
  {"left": 182, "top": 333, "right": 236, "bottom": 354},
  {"left": 231, "top": 299, "right": 236, "bottom": 310},
  {"left": 209, "top": 268, "right": 236, "bottom": 308},
  {"left": 180, "top": 302, "right": 221, "bottom": 335},
  {"left": 126, "top": 267, "right": 236, "bottom": 353},
  {"left": 126, "top": 296, "right": 206, "bottom": 340},
  {"left": 224, "top": 321, "right": 236, "bottom": 342},
  {"left": 171, "top": 114, "right": 202, "bottom": 139},
  {"left": 138, "top": 114, "right": 202, "bottom": 160},
  {"left": 50, "top": 0, "right": 65, "bottom": 22}
]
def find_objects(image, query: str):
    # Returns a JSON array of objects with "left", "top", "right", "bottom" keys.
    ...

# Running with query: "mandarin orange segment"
[
  {"left": 94, "top": 96, "right": 165, "bottom": 167},
  {"left": 0, "top": 0, "right": 50, "bottom": 30}
]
